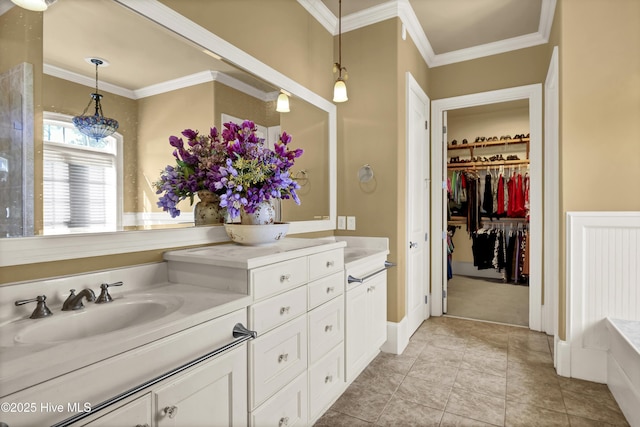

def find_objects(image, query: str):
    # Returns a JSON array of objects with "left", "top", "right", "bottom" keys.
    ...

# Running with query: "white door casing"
[
  {"left": 406, "top": 72, "right": 430, "bottom": 336},
  {"left": 430, "top": 84, "right": 543, "bottom": 331},
  {"left": 442, "top": 111, "right": 448, "bottom": 314}
]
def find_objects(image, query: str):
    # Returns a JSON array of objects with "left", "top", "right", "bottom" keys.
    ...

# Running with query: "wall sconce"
[
  {"left": 72, "top": 58, "right": 119, "bottom": 141},
  {"left": 333, "top": 0, "right": 348, "bottom": 103},
  {"left": 10, "top": 0, "right": 55, "bottom": 11},
  {"left": 276, "top": 91, "right": 290, "bottom": 113}
]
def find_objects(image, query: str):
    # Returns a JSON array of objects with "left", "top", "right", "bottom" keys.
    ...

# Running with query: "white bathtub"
[{"left": 606, "top": 317, "right": 640, "bottom": 426}]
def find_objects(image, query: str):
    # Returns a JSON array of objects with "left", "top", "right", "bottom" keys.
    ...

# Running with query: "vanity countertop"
[
  {"left": 0, "top": 282, "right": 251, "bottom": 398},
  {"left": 337, "top": 236, "right": 390, "bottom": 268},
  {"left": 164, "top": 237, "right": 347, "bottom": 269}
]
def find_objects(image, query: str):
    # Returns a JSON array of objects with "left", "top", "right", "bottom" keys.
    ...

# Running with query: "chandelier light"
[
  {"left": 333, "top": 0, "right": 348, "bottom": 103},
  {"left": 72, "top": 58, "right": 119, "bottom": 141}
]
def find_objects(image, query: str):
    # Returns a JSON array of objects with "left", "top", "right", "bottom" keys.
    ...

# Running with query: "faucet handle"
[
  {"left": 15, "top": 295, "right": 53, "bottom": 319},
  {"left": 96, "top": 281, "right": 123, "bottom": 304}
]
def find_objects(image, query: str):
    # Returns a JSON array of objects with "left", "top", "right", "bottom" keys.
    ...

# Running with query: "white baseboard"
[
  {"left": 555, "top": 338, "right": 571, "bottom": 377},
  {"left": 381, "top": 318, "right": 410, "bottom": 355}
]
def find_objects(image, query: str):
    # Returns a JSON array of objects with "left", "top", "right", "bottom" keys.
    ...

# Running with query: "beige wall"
[{"left": 557, "top": 0, "right": 640, "bottom": 339}]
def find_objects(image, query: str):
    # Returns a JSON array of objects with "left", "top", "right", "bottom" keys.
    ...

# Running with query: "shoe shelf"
[
  {"left": 447, "top": 137, "right": 529, "bottom": 171},
  {"left": 447, "top": 159, "right": 530, "bottom": 171}
]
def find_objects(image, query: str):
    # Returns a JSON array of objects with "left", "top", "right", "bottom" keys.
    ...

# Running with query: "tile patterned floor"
[{"left": 314, "top": 316, "right": 630, "bottom": 427}]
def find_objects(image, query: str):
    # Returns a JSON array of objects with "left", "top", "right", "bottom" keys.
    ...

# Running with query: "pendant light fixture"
[
  {"left": 332, "top": 0, "right": 348, "bottom": 103},
  {"left": 72, "top": 58, "right": 119, "bottom": 141},
  {"left": 10, "top": 0, "right": 55, "bottom": 11},
  {"left": 276, "top": 91, "right": 290, "bottom": 113}
]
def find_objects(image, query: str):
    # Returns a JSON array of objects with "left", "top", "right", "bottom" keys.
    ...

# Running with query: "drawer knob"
[
  {"left": 325, "top": 374, "right": 333, "bottom": 383},
  {"left": 326, "top": 260, "right": 334, "bottom": 268},
  {"left": 280, "top": 274, "right": 291, "bottom": 282},
  {"left": 279, "top": 416, "right": 290, "bottom": 426},
  {"left": 324, "top": 324, "right": 333, "bottom": 332},
  {"left": 280, "top": 306, "right": 291, "bottom": 315},
  {"left": 278, "top": 353, "right": 289, "bottom": 363},
  {"left": 162, "top": 405, "right": 178, "bottom": 419},
  {"left": 367, "top": 287, "right": 372, "bottom": 292},
  {"left": 326, "top": 286, "right": 334, "bottom": 294}
]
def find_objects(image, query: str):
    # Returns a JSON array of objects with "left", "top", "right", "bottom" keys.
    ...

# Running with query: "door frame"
[{"left": 430, "top": 84, "right": 543, "bottom": 331}]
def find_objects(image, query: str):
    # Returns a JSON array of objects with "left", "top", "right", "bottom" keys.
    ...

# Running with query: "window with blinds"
[{"left": 43, "top": 118, "right": 119, "bottom": 234}]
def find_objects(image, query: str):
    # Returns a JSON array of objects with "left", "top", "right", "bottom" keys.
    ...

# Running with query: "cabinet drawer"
[
  {"left": 308, "top": 271, "right": 344, "bottom": 310},
  {"left": 308, "top": 343, "right": 345, "bottom": 421},
  {"left": 308, "top": 249, "right": 344, "bottom": 281},
  {"left": 250, "top": 372, "right": 308, "bottom": 427},
  {"left": 249, "top": 285, "right": 307, "bottom": 334},
  {"left": 308, "top": 295, "right": 344, "bottom": 364},
  {"left": 251, "top": 258, "right": 309, "bottom": 301},
  {"left": 81, "top": 394, "right": 151, "bottom": 426},
  {"left": 249, "top": 315, "right": 308, "bottom": 409}
]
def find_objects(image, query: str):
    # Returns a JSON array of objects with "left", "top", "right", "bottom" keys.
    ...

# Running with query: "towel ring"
[{"left": 358, "top": 164, "right": 374, "bottom": 183}]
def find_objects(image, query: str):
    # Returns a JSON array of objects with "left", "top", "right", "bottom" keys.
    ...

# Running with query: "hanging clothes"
[
  {"left": 482, "top": 174, "right": 493, "bottom": 217},
  {"left": 496, "top": 174, "right": 505, "bottom": 216}
]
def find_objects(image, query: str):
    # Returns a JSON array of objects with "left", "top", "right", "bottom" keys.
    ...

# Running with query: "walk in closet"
[{"left": 444, "top": 100, "right": 531, "bottom": 327}]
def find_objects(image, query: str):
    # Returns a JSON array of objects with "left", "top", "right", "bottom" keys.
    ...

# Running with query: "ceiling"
[
  {"left": 304, "top": 0, "right": 556, "bottom": 67},
  {"left": 1, "top": 0, "right": 556, "bottom": 95}
]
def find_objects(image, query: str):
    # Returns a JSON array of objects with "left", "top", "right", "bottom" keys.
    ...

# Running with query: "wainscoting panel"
[{"left": 566, "top": 212, "right": 640, "bottom": 382}]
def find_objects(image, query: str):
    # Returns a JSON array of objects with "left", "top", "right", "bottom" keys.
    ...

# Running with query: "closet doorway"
[
  {"left": 445, "top": 101, "right": 531, "bottom": 327},
  {"left": 430, "top": 84, "right": 543, "bottom": 331}
]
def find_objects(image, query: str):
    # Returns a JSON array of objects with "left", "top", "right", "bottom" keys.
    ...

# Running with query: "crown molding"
[
  {"left": 43, "top": 63, "right": 136, "bottom": 98},
  {"left": 300, "top": 0, "right": 556, "bottom": 67},
  {"left": 44, "top": 65, "right": 274, "bottom": 102}
]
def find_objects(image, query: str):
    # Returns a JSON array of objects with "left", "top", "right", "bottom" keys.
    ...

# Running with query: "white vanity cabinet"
[
  {"left": 81, "top": 394, "right": 152, "bottom": 427},
  {"left": 344, "top": 253, "right": 389, "bottom": 384},
  {"left": 164, "top": 238, "right": 347, "bottom": 427}
]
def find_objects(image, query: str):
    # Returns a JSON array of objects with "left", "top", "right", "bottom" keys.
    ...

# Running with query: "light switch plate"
[
  {"left": 337, "top": 216, "right": 346, "bottom": 230},
  {"left": 346, "top": 216, "right": 356, "bottom": 230}
]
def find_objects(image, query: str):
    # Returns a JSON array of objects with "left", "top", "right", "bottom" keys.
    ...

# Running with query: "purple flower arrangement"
[{"left": 154, "top": 120, "right": 303, "bottom": 220}]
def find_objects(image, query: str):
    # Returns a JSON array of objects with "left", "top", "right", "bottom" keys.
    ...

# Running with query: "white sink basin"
[{"left": 5, "top": 295, "right": 184, "bottom": 346}]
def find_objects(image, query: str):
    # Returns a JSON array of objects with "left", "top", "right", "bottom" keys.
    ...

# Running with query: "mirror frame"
[{"left": 0, "top": 0, "right": 337, "bottom": 267}]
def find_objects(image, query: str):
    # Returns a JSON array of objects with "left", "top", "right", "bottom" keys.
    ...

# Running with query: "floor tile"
[
  {"left": 353, "top": 365, "right": 405, "bottom": 395},
  {"left": 454, "top": 368, "right": 507, "bottom": 398},
  {"left": 505, "top": 400, "right": 570, "bottom": 426},
  {"left": 395, "top": 375, "right": 451, "bottom": 410},
  {"left": 314, "top": 409, "right": 373, "bottom": 426},
  {"left": 506, "top": 373, "right": 566, "bottom": 413},
  {"left": 561, "top": 389, "right": 629, "bottom": 426},
  {"left": 460, "top": 348, "right": 508, "bottom": 377},
  {"left": 368, "top": 351, "right": 417, "bottom": 376},
  {"left": 375, "top": 396, "right": 443, "bottom": 426},
  {"left": 445, "top": 387, "right": 506, "bottom": 426},
  {"left": 329, "top": 382, "right": 392, "bottom": 422},
  {"left": 406, "top": 358, "right": 459, "bottom": 387},
  {"left": 418, "top": 343, "right": 465, "bottom": 367},
  {"left": 440, "top": 412, "right": 497, "bottom": 426},
  {"left": 315, "top": 317, "right": 631, "bottom": 427}
]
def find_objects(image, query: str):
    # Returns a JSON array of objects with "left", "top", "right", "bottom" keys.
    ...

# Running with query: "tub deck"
[{"left": 606, "top": 318, "right": 640, "bottom": 426}]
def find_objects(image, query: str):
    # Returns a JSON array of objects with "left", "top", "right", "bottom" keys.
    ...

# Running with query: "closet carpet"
[
  {"left": 446, "top": 275, "right": 529, "bottom": 327},
  {"left": 314, "top": 316, "right": 629, "bottom": 426}
]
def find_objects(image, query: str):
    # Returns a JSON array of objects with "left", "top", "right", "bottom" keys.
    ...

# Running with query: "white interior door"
[{"left": 406, "top": 73, "right": 430, "bottom": 336}]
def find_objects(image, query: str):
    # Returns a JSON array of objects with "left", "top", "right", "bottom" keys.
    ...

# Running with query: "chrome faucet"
[
  {"left": 62, "top": 288, "right": 96, "bottom": 311},
  {"left": 15, "top": 295, "right": 53, "bottom": 319},
  {"left": 96, "top": 281, "right": 123, "bottom": 303}
]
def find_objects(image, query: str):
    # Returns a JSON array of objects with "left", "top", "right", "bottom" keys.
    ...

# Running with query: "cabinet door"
[
  {"left": 368, "top": 272, "right": 388, "bottom": 351},
  {"left": 345, "top": 283, "right": 369, "bottom": 383},
  {"left": 81, "top": 394, "right": 152, "bottom": 427},
  {"left": 154, "top": 343, "right": 247, "bottom": 427}
]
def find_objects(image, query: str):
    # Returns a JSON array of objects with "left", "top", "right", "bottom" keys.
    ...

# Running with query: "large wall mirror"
[{"left": 0, "top": 0, "right": 337, "bottom": 267}]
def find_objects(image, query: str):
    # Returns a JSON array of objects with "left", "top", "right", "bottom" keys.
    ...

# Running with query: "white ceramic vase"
[{"left": 240, "top": 200, "right": 276, "bottom": 225}]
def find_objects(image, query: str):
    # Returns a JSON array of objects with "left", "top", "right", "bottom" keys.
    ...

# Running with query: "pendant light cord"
[{"left": 338, "top": 0, "right": 342, "bottom": 77}]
